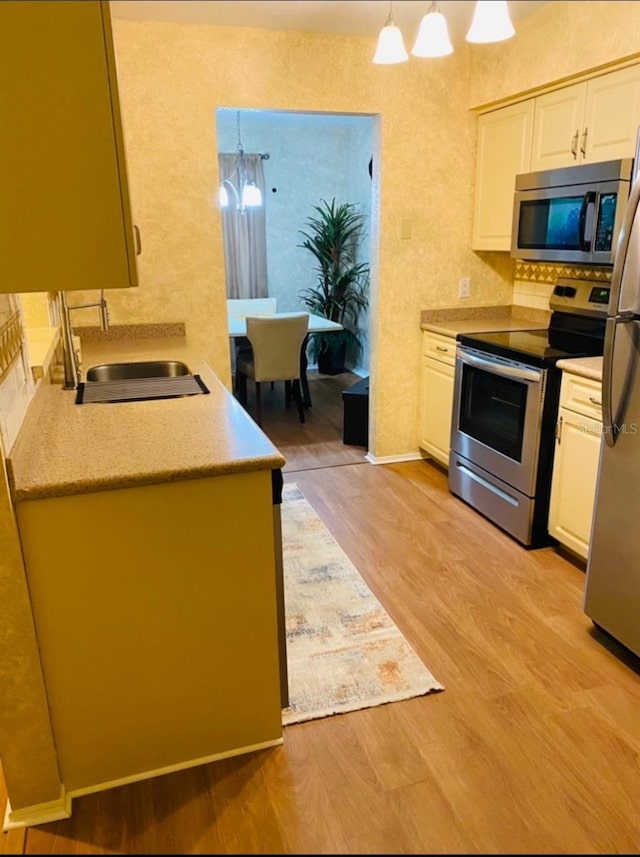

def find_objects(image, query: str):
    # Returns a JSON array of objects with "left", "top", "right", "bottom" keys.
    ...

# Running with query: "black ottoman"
[{"left": 342, "top": 376, "right": 369, "bottom": 447}]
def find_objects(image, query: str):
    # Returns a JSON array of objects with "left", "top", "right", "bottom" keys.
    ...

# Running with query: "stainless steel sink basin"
[{"left": 85, "top": 360, "right": 191, "bottom": 382}]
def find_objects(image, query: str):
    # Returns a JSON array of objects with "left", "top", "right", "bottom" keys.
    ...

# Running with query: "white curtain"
[{"left": 218, "top": 152, "right": 268, "bottom": 299}]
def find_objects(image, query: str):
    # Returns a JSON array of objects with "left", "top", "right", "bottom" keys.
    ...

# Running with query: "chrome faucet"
[{"left": 59, "top": 290, "right": 110, "bottom": 390}]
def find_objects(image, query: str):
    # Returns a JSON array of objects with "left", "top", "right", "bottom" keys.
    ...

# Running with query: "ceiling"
[{"left": 110, "top": 1, "right": 550, "bottom": 42}]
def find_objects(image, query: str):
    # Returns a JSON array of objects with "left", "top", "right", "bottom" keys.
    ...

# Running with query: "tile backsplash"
[
  {"left": 0, "top": 295, "right": 35, "bottom": 454},
  {"left": 513, "top": 262, "right": 613, "bottom": 311}
]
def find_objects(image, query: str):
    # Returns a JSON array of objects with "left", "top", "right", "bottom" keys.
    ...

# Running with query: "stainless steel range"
[{"left": 449, "top": 279, "right": 608, "bottom": 548}]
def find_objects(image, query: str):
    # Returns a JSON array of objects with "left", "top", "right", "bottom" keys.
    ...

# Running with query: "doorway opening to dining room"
[{"left": 215, "top": 107, "right": 378, "bottom": 474}]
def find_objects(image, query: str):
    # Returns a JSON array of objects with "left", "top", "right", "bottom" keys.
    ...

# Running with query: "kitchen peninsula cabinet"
[
  {"left": 0, "top": 0, "right": 138, "bottom": 293},
  {"left": 473, "top": 62, "right": 640, "bottom": 251},
  {"left": 419, "top": 331, "right": 456, "bottom": 467},
  {"left": 5, "top": 339, "right": 285, "bottom": 822},
  {"left": 15, "top": 470, "right": 283, "bottom": 796},
  {"left": 548, "top": 365, "right": 603, "bottom": 560}
]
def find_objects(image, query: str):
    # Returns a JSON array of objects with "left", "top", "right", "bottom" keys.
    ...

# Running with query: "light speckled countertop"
[
  {"left": 8, "top": 336, "right": 285, "bottom": 502},
  {"left": 556, "top": 355, "right": 603, "bottom": 382},
  {"left": 421, "top": 317, "right": 549, "bottom": 338}
]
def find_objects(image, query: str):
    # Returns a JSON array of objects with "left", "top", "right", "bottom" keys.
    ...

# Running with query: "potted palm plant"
[{"left": 298, "top": 198, "right": 370, "bottom": 375}]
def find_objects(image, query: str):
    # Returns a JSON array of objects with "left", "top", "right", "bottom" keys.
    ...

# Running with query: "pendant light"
[
  {"left": 411, "top": 1, "right": 453, "bottom": 58},
  {"left": 373, "top": 1, "right": 408, "bottom": 65},
  {"left": 219, "top": 111, "right": 263, "bottom": 211},
  {"left": 466, "top": 0, "right": 515, "bottom": 44}
]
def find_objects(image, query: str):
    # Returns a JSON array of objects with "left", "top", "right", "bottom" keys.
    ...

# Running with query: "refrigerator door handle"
[
  {"left": 609, "top": 175, "right": 640, "bottom": 313},
  {"left": 602, "top": 313, "right": 635, "bottom": 447}
]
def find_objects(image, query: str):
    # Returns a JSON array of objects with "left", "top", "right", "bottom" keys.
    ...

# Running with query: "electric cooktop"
[
  {"left": 456, "top": 327, "right": 600, "bottom": 368},
  {"left": 458, "top": 278, "right": 610, "bottom": 368}
]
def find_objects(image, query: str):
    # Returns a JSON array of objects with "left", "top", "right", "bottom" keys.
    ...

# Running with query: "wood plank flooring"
[
  {"left": 237, "top": 370, "right": 369, "bottom": 473},
  {"left": 3, "top": 373, "right": 640, "bottom": 854}
]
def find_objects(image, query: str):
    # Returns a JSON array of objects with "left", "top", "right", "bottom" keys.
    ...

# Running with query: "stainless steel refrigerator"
[{"left": 584, "top": 151, "right": 640, "bottom": 657}]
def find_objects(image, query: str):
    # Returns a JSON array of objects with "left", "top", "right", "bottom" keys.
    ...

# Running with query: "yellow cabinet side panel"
[{"left": 16, "top": 470, "right": 282, "bottom": 793}]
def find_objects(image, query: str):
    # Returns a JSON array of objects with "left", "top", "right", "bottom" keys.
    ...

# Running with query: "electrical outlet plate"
[{"left": 459, "top": 277, "right": 471, "bottom": 299}]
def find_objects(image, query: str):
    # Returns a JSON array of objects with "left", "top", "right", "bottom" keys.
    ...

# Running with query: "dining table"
[{"left": 228, "top": 311, "right": 343, "bottom": 409}]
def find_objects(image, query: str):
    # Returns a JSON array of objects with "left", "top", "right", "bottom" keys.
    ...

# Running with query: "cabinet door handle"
[
  {"left": 571, "top": 130, "right": 579, "bottom": 159},
  {"left": 134, "top": 224, "right": 142, "bottom": 256},
  {"left": 435, "top": 345, "right": 449, "bottom": 353},
  {"left": 588, "top": 396, "right": 602, "bottom": 406},
  {"left": 580, "top": 127, "right": 588, "bottom": 157},
  {"left": 555, "top": 415, "right": 563, "bottom": 444}
]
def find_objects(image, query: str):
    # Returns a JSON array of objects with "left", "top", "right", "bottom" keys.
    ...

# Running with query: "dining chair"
[
  {"left": 236, "top": 313, "right": 309, "bottom": 427},
  {"left": 227, "top": 297, "right": 278, "bottom": 391}
]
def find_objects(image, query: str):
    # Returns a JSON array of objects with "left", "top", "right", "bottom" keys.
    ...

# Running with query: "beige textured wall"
[
  {"left": 470, "top": 1, "right": 640, "bottom": 107},
  {"left": 108, "top": 20, "right": 514, "bottom": 458}
]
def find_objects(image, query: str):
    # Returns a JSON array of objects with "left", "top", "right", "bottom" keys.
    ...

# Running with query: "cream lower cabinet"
[
  {"left": 418, "top": 331, "right": 456, "bottom": 467},
  {"left": 15, "top": 469, "right": 283, "bottom": 796},
  {"left": 548, "top": 372, "right": 603, "bottom": 560}
]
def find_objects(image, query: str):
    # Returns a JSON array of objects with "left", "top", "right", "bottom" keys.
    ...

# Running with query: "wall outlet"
[{"left": 459, "top": 277, "right": 471, "bottom": 299}]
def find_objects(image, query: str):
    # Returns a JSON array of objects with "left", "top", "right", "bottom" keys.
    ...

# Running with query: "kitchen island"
[{"left": 5, "top": 334, "right": 286, "bottom": 822}]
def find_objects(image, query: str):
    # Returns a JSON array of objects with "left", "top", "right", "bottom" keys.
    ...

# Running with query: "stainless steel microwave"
[{"left": 511, "top": 158, "right": 633, "bottom": 265}]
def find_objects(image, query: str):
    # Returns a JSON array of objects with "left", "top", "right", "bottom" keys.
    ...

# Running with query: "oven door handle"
[{"left": 458, "top": 349, "right": 543, "bottom": 383}]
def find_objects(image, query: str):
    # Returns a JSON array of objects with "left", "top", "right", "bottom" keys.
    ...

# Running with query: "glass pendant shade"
[
  {"left": 219, "top": 184, "right": 230, "bottom": 208},
  {"left": 373, "top": 21, "right": 409, "bottom": 64},
  {"left": 412, "top": 5, "right": 453, "bottom": 58},
  {"left": 241, "top": 181, "right": 262, "bottom": 208},
  {"left": 466, "top": 0, "right": 515, "bottom": 44}
]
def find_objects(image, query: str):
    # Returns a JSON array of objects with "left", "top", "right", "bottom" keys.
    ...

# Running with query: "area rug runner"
[{"left": 280, "top": 484, "right": 443, "bottom": 726}]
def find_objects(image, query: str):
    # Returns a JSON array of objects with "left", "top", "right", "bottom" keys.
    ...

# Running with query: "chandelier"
[
  {"left": 373, "top": 1, "right": 515, "bottom": 65},
  {"left": 219, "top": 111, "right": 262, "bottom": 211}
]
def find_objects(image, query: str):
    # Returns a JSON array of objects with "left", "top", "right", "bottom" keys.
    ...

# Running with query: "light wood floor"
[{"left": 3, "top": 374, "right": 640, "bottom": 854}]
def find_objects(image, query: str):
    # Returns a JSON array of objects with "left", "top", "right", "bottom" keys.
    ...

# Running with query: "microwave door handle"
[
  {"left": 458, "top": 349, "right": 542, "bottom": 383},
  {"left": 578, "top": 191, "right": 596, "bottom": 251}
]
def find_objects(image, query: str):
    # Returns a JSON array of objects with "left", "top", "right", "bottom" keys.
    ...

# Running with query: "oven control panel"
[{"left": 549, "top": 278, "right": 610, "bottom": 317}]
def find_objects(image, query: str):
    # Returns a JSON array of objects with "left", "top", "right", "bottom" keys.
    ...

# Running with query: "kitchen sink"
[
  {"left": 85, "top": 360, "right": 191, "bottom": 382},
  {"left": 76, "top": 361, "right": 209, "bottom": 405}
]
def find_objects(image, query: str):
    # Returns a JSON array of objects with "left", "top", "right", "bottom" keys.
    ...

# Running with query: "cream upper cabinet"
[
  {"left": 548, "top": 371, "right": 603, "bottom": 560},
  {"left": 582, "top": 65, "right": 640, "bottom": 164},
  {"left": 418, "top": 331, "right": 456, "bottom": 467},
  {"left": 531, "top": 65, "right": 640, "bottom": 171},
  {"left": 530, "top": 83, "right": 587, "bottom": 171},
  {"left": 474, "top": 62, "right": 640, "bottom": 251},
  {"left": 0, "top": 1, "right": 138, "bottom": 294},
  {"left": 472, "top": 100, "right": 535, "bottom": 252}
]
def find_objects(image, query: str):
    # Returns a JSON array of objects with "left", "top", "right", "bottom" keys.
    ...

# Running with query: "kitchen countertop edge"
[
  {"left": 420, "top": 304, "right": 551, "bottom": 337},
  {"left": 556, "top": 356, "right": 603, "bottom": 382},
  {"left": 8, "top": 336, "right": 286, "bottom": 503}
]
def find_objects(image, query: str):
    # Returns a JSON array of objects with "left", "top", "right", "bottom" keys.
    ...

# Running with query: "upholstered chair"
[
  {"left": 227, "top": 297, "right": 277, "bottom": 392},
  {"left": 236, "top": 313, "right": 309, "bottom": 426}
]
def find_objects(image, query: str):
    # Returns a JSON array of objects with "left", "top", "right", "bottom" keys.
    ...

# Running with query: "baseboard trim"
[
  {"left": 3, "top": 787, "right": 71, "bottom": 831},
  {"left": 3, "top": 736, "right": 284, "bottom": 830},
  {"left": 67, "top": 736, "right": 284, "bottom": 800},
  {"left": 365, "top": 451, "right": 423, "bottom": 465}
]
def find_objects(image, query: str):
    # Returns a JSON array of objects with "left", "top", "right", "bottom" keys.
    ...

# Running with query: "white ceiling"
[{"left": 110, "top": 1, "right": 550, "bottom": 42}]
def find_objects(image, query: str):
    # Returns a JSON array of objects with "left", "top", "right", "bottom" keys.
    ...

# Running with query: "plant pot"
[{"left": 317, "top": 341, "right": 346, "bottom": 376}]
